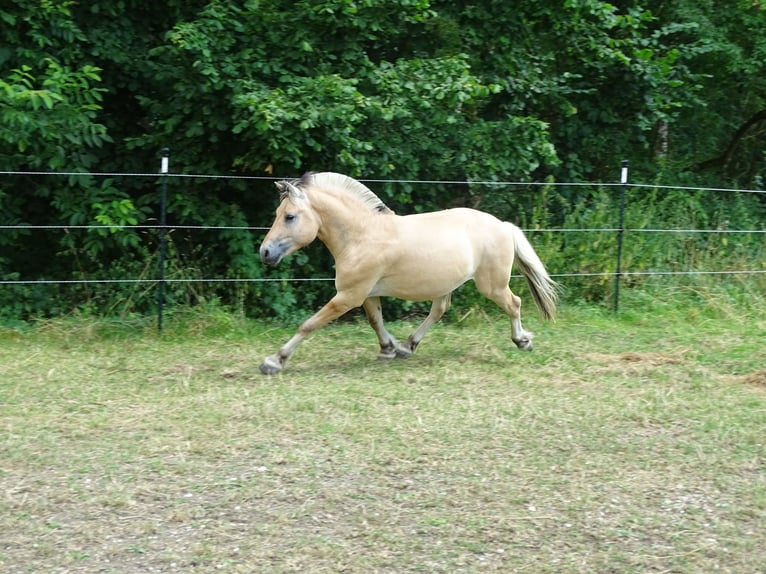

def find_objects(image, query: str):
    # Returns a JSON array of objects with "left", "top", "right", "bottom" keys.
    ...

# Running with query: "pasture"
[{"left": 1, "top": 295, "right": 765, "bottom": 573}]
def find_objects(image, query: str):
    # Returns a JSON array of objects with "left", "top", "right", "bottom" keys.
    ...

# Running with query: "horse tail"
[{"left": 506, "top": 223, "right": 559, "bottom": 320}]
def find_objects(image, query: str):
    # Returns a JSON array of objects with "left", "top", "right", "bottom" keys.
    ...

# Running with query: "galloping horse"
[{"left": 258, "top": 172, "right": 558, "bottom": 374}]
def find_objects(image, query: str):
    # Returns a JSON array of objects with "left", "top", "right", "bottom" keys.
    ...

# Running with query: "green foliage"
[
  {"left": 0, "top": 0, "right": 763, "bottom": 322},
  {"left": 0, "top": 61, "right": 110, "bottom": 170},
  {"left": 533, "top": 184, "right": 766, "bottom": 304},
  {"left": 649, "top": 0, "right": 766, "bottom": 186}
]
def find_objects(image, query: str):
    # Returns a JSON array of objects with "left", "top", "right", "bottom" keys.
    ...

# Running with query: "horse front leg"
[{"left": 260, "top": 294, "right": 359, "bottom": 374}]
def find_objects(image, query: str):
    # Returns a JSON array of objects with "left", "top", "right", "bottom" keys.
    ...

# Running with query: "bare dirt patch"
[
  {"left": 587, "top": 351, "right": 686, "bottom": 366},
  {"left": 741, "top": 369, "right": 766, "bottom": 388},
  {"left": 581, "top": 351, "right": 688, "bottom": 379}
]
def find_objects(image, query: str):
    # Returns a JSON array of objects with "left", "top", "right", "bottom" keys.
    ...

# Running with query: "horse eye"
[{"left": 284, "top": 213, "right": 296, "bottom": 223}]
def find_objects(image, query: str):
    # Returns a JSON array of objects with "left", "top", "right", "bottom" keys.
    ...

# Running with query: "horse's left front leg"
[{"left": 260, "top": 293, "right": 360, "bottom": 375}]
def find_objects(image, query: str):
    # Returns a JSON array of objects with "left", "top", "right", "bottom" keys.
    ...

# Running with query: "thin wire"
[
  {"left": 0, "top": 277, "right": 335, "bottom": 285},
  {"left": 2, "top": 172, "right": 763, "bottom": 286},
  {"left": 0, "top": 170, "right": 276, "bottom": 181},
  {"left": 1, "top": 169, "right": 764, "bottom": 193},
  {"left": 0, "top": 170, "right": 621, "bottom": 186},
  {"left": 528, "top": 228, "right": 766, "bottom": 234},
  {"left": 0, "top": 225, "right": 270, "bottom": 231},
  {"left": 2, "top": 225, "right": 763, "bottom": 234},
  {"left": 549, "top": 270, "right": 766, "bottom": 278},
  {"left": 629, "top": 228, "right": 766, "bottom": 234},
  {"left": 518, "top": 270, "right": 766, "bottom": 278},
  {"left": 3, "top": 270, "right": 764, "bottom": 285},
  {"left": 627, "top": 182, "right": 766, "bottom": 194}
]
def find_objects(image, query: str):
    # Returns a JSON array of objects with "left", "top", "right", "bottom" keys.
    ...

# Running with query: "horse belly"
[{"left": 368, "top": 234, "right": 477, "bottom": 301}]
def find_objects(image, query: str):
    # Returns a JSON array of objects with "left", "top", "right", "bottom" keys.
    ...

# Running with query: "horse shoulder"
[{"left": 335, "top": 215, "right": 399, "bottom": 267}]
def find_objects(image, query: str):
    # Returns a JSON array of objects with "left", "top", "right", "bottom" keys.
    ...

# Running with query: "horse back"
[{"left": 399, "top": 208, "right": 511, "bottom": 253}]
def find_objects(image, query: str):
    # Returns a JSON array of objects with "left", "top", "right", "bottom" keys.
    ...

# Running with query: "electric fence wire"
[{"left": 2, "top": 172, "right": 764, "bottom": 286}]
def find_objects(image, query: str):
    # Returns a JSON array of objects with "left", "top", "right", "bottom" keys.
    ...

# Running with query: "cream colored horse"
[{"left": 258, "top": 172, "right": 558, "bottom": 374}]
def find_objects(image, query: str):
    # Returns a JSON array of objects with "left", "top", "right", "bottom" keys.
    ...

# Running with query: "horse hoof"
[
  {"left": 394, "top": 345, "right": 414, "bottom": 359},
  {"left": 259, "top": 356, "right": 283, "bottom": 375},
  {"left": 513, "top": 331, "right": 534, "bottom": 351},
  {"left": 378, "top": 350, "right": 397, "bottom": 360},
  {"left": 514, "top": 337, "right": 532, "bottom": 351}
]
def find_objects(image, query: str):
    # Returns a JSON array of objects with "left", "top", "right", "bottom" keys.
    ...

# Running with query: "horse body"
[
  {"left": 365, "top": 208, "right": 507, "bottom": 300},
  {"left": 258, "top": 172, "right": 557, "bottom": 374}
]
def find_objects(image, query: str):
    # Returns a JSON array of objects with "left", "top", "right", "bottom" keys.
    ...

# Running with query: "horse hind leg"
[
  {"left": 362, "top": 297, "right": 401, "bottom": 359},
  {"left": 506, "top": 290, "right": 534, "bottom": 351},
  {"left": 396, "top": 293, "right": 452, "bottom": 358},
  {"left": 476, "top": 278, "right": 533, "bottom": 352}
]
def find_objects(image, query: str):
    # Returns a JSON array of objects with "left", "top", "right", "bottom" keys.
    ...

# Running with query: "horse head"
[{"left": 259, "top": 179, "right": 320, "bottom": 266}]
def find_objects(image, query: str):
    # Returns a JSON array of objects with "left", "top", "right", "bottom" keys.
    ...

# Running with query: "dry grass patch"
[
  {"left": 1, "top": 304, "right": 765, "bottom": 573},
  {"left": 741, "top": 369, "right": 766, "bottom": 388}
]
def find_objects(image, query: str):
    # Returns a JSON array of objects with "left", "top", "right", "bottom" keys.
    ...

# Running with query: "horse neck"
[{"left": 309, "top": 188, "right": 375, "bottom": 256}]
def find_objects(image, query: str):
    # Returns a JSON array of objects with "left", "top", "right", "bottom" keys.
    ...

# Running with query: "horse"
[{"left": 258, "top": 172, "right": 558, "bottom": 374}]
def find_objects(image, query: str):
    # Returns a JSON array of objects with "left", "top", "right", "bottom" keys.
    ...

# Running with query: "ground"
[{"left": 1, "top": 301, "right": 764, "bottom": 573}]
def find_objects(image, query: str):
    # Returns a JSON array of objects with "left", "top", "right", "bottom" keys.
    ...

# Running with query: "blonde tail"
[{"left": 507, "top": 223, "right": 559, "bottom": 320}]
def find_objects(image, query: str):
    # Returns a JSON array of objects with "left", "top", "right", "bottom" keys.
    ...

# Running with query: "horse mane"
[{"left": 299, "top": 172, "right": 394, "bottom": 214}]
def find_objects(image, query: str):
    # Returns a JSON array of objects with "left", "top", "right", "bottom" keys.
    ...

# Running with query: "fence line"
[
  {"left": 2, "top": 169, "right": 764, "bottom": 317},
  {"left": 2, "top": 169, "right": 765, "bottom": 194},
  {"left": 2, "top": 269, "right": 764, "bottom": 286},
  {"left": 1, "top": 224, "right": 765, "bottom": 235}
]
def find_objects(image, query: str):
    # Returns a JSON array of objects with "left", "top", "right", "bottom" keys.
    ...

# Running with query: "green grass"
[{"left": 1, "top": 295, "right": 765, "bottom": 573}]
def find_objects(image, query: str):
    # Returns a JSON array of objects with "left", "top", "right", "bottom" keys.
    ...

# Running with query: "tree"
[
  {"left": 651, "top": 0, "right": 766, "bottom": 187},
  {"left": 0, "top": 0, "right": 762, "bottom": 320}
]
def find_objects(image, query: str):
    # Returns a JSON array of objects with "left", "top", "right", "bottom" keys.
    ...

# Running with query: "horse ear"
[{"left": 276, "top": 180, "right": 306, "bottom": 202}]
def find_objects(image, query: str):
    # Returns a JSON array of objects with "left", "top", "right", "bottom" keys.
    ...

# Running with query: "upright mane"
[{"left": 300, "top": 172, "right": 394, "bottom": 214}]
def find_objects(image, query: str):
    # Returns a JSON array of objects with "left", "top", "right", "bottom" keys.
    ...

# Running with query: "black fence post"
[
  {"left": 614, "top": 159, "right": 628, "bottom": 313},
  {"left": 157, "top": 148, "right": 170, "bottom": 332}
]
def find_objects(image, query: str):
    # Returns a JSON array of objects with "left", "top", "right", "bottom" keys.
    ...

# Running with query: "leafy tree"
[
  {"left": 649, "top": 0, "right": 766, "bottom": 187},
  {"left": 1, "top": 1, "right": 118, "bottom": 299},
  {"left": 0, "top": 0, "right": 763, "bottom": 321}
]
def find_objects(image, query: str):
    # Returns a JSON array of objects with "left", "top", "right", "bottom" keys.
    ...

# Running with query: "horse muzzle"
[{"left": 259, "top": 239, "right": 289, "bottom": 266}]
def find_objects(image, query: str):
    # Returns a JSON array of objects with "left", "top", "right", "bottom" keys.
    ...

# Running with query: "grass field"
[{"left": 1, "top": 291, "right": 765, "bottom": 573}]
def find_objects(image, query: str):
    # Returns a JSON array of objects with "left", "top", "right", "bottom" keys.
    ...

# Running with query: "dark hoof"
[
  {"left": 395, "top": 342, "right": 416, "bottom": 359},
  {"left": 513, "top": 337, "right": 533, "bottom": 352},
  {"left": 259, "top": 356, "right": 283, "bottom": 375}
]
